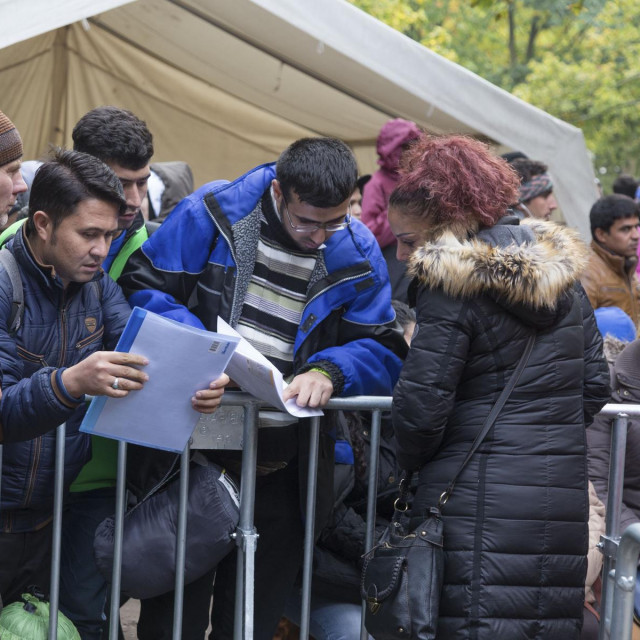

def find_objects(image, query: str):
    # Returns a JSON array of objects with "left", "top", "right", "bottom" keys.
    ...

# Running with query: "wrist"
[
  {"left": 309, "top": 367, "right": 332, "bottom": 381},
  {"left": 55, "top": 368, "right": 85, "bottom": 406}
]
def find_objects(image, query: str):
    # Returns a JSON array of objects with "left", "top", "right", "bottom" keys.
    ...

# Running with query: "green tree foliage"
[{"left": 350, "top": 0, "right": 639, "bottom": 180}]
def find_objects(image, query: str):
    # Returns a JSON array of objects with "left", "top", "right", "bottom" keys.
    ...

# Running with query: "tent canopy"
[{"left": 0, "top": 0, "right": 597, "bottom": 238}]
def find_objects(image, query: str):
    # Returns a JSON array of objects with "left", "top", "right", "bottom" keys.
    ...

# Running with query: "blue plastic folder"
[{"left": 80, "top": 307, "right": 240, "bottom": 453}]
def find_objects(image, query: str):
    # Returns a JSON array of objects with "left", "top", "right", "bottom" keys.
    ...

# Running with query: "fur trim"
[{"left": 408, "top": 218, "right": 589, "bottom": 309}]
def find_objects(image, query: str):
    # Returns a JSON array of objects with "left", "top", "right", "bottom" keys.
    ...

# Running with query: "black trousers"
[
  {"left": 0, "top": 524, "right": 53, "bottom": 605},
  {"left": 137, "top": 462, "right": 305, "bottom": 640}
]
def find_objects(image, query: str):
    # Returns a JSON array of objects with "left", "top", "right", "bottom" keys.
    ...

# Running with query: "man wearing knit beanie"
[{"left": 0, "top": 110, "right": 27, "bottom": 227}]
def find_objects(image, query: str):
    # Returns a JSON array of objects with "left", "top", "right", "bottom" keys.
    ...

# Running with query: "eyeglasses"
[{"left": 282, "top": 195, "right": 351, "bottom": 233}]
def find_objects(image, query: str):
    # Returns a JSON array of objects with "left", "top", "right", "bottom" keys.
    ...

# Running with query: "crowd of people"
[{"left": 0, "top": 104, "right": 637, "bottom": 640}]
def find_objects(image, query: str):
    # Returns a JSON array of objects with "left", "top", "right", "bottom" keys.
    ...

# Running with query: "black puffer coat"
[{"left": 392, "top": 217, "right": 610, "bottom": 640}]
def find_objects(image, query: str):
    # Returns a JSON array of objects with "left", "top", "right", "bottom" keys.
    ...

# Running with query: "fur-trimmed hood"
[{"left": 408, "top": 216, "right": 589, "bottom": 327}]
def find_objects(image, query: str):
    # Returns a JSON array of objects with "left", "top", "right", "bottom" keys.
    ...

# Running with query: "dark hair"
[
  {"left": 72, "top": 106, "right": 154, "bottom": 170},
  {"left": 356, "top": 174, "right": 372, "bottom": 196},
  {"left": 27, "top": 148, "right": 126, "bottom": 234},
  {"left": 276, "top": 137, "right": 357, "bottom": 207},
  {"left": 501, "top": 151, "right": 528, "bottom": 164},
  {"left": 509, "top": 158, "right": 548, "bottom": 183},
  {"left": 612, "top": 174, "right": 638, "bottom": 199},
  {"left": 391, "top": 299, "right": 416, "bottom": 332},
  {"left": 390, "top": 135, "right": 520, "bottom": 233},
  {"left": 590, "top": 194, "right": 640, "bottom": 238}
]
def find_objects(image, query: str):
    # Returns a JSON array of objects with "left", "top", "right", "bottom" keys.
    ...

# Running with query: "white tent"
[{"left": 0, "top": 0, "right": 597, "bottom": 238}]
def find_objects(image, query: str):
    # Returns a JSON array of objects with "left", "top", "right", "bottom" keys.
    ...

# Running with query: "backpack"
[
  {"left": 0, "top": 249, "right": 24, "bottom": 334},
  {"left": 0, "top": 248, "right": 103, "bottom": 336}
]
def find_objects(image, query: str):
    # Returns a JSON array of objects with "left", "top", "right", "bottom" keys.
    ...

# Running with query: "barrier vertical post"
[
  {"left": 600, "top": 414, "right": 629, "bottom": 640},
  {"left": 48, "top": 423, "right": 66, "bottom": 640},
  {"left": 299, "top": 415, "right": 321, "bottom": 640},
  {"left": 233, "top": 401, "right": 260, "bottom": 640},
  {"left": 108, "top": 441, "right": 128, "bottom": 640},
  {"left": 360, "top": 408, "right": 382, "bottom": 640},
  {"left": 609, "top": 523, "right": 640, "bottom": 640},
  {"left": 172, "top": 445, "right": 191, "bottom": 639}
]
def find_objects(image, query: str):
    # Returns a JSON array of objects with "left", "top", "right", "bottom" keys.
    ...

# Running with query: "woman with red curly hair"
[{"left": 389, "top": 135, "right": 610, "bottom": 639}]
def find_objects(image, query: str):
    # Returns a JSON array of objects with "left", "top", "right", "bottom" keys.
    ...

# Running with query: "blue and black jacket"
[
  {"left": 120, "top": 163, "right": 406, "bottom": 397},
  {"left": 0, "top": 228, "right": 131, "bottom": 532},
  {"left": 119, "top": 163, "right": 407, "bottom": 525}
]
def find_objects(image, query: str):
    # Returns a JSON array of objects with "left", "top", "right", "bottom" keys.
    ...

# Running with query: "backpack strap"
[{"left": 0, "top": 248, "right": 23, "bottom": 334}]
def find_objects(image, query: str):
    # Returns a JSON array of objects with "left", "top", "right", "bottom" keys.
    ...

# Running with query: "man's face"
[
  {"left": 36, "top": 198, "right": 119, "bottom": 288},
  {"left": 524, "top": 191, "right": 558, "bottom": 221},
  {"left": 0, "top": 159, "right": 27, "bottom": 227},
  {"left": 595, "top": 215, "right": 640, "bottom": 259},
  {"left": 107, "top": 162, "right": 150, "bottom": 231},
  {"left": 272, "top": 180, "right": 351, "bottom": 252}
]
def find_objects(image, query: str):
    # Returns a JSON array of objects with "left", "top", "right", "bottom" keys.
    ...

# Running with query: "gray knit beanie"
[{"left": 0, "top": 110, "right": 23, "bottom": 166}]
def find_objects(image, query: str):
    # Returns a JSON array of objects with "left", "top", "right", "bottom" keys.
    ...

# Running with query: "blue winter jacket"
[
  {"left": 120, "top": 163, "right": 406, "bottom": 397},
  {"left": 0, "top": 228, "right": 131, "bottom": 532}
]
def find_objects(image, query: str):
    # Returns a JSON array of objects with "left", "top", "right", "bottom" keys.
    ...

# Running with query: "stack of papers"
[{"left": 80, "top": 309, "right": 322, "bottom": 452}]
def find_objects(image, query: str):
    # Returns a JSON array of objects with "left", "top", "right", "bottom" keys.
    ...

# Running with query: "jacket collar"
[
  {"left": 408, "top": 217, "right": 588, "bottom": 311},
  {"left": 590, "top": 240, "right": 638, "bottom": 279}
]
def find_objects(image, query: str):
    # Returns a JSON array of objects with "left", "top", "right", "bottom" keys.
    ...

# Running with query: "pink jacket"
[{"left": 361, "top": 119, "right": 421, "bottom": 249}]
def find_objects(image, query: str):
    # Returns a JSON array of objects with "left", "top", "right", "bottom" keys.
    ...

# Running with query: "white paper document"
[
  {"left": 216, "top": 317, "right": 323, "bottom": 418},
  {"left": 81, "top": 308, "right": 240, "bottom": 452}
]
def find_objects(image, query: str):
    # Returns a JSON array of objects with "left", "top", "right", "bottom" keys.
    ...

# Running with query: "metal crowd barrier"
[
  {"left": 598, "top": 404, "right": 640, "bottom": 640},
  {"left": 3, "top": 399, "right": 640, "bottom": 639}
]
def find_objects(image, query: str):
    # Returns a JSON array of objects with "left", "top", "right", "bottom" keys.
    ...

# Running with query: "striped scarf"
[{"left": 236, "top": 196, "right": 318, "bottom": 377}]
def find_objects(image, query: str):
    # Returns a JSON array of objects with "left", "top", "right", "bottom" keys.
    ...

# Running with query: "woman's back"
[{"left": 393, "top": 219, "right": 610, "bottom": 640}]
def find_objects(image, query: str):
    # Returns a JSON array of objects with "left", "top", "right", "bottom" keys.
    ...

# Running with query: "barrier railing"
[
  {"left": 598, "top": 405, "right": 640, "bottom": 640},
  {"left": 2, "top": 398, "right": 640, "bottom": 639}
]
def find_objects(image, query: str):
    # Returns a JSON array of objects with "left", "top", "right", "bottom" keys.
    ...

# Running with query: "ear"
[
  {"left": 594, "top": 227, "right": 608, "bottom": 244},
  {"left": 32, "top": 210, "right": 53, "bottom": 242},
  {"left": 271, "top": 179, "right": 282, "bottom": 201}
]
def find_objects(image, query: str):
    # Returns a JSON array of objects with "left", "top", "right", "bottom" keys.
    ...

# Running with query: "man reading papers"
[
  {"left": 119, "top": 137, "right": 408, "bottom": 640},
  {"left": 0, "top": 150, "right": 227, "bottom": 610}
]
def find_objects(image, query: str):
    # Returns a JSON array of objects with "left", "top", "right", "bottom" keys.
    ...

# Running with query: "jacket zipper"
[
  {"left": 23, "top": 292, "right": 69, "bottom": 509},
  {"left": 203, "top": 198, "right": 240, "bottom": 323},
  {"left": 22, "top": 437, "right": 43, "bottom": 507}
]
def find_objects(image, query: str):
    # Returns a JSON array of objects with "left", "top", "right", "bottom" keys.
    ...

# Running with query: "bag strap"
[
  {"left": 0, "top": 248, "right": 24, "bottom": 334},
  {"left": 437, "top": 331, "right": 536, "bottom": 507}
]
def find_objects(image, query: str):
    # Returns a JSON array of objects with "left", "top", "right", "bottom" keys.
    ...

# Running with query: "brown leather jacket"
[{"left": 581, "top": 241, "right": 640, "bottom": 325}]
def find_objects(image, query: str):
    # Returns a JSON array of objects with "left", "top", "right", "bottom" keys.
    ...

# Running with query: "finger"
[
  {"left": 115, "top": 366, "right": 149, "bottom": 384},
  {"left": 192, "top": 396, "right": 224, "bottom": 414},
  {"left": 210, "top": 373, "right": 230, "bottom": 389},
  {"left": 195, "top": 387, "right": 225, "bottom": 401},
  {"left": 112, "top": 352, "right": 150, "bottom": 367}
]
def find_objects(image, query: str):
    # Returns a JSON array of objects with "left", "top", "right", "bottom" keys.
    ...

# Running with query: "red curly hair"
[{"left": 391, "top": 135, "right": 520, "bottom": 232}]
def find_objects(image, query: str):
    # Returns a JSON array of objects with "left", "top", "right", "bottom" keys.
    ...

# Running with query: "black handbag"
[{"left": 361, "top": 333, "right": 536, "bottom": 640}]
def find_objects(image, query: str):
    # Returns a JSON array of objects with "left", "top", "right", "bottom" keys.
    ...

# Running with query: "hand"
[
  {"left": 61, "top": 351, "right": 149, "bottom": 398},
  {"left": 282, "top": 370, "right": 333, "bottom": 408},
  {"left": 192, "top": 373, "right": 230, "bottom": 414}
]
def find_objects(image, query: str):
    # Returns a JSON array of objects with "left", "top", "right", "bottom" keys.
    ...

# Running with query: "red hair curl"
[{"left": 394, "top": 135, "right": 520, "bottom": 231}]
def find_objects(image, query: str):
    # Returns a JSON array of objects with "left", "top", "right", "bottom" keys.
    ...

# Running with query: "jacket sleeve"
[
  {"left": 0, "top": 281, "right": 79, "bottom": 443},
  {"left": 118, "top": 191, "right": 219, "bottom": 329},
  {"left": 392, "top": 287, "right": 471, "bottom": 471},
  {"left": 300, "top": 232, "right": 407, "bottom": 396},
  {"left": 578, "top": 283, "right": 611, "bottom": 425},
  {"left": 580, "top": 258, "right": 600, "bottom": 312}
]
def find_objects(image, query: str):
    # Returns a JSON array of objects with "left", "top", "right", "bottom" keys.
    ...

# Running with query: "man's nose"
[
  {"left": 13, "top": 173, "right": 27, "bottom": 195},
  {"left": 126, "top": 184, "right": 142, "bottom": 208},
  {"left": 548, "top": 194, "right": 558, "bottom": 212},
  {"left": 310, "top": 227, "right": 328, "bottom": 243}
]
